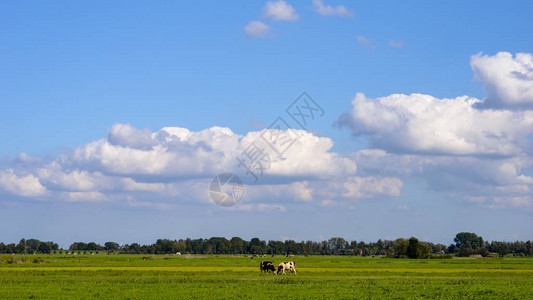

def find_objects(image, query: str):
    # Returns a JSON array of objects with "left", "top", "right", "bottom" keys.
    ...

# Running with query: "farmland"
[{"left": 1, "top": 255, "right": 532, "bottom": 299}]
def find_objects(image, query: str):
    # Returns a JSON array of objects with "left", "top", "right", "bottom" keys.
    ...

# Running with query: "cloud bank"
[
  {"left": 0, "top": 124, "right": 400, "bottom": 211},
  {"left": 337, "top": 52, "right": 533, "bottom": 210}
]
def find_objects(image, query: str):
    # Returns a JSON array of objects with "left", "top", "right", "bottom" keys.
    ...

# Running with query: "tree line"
[{"left": 0, "top": 233, "right": 531, "bottom": 258}]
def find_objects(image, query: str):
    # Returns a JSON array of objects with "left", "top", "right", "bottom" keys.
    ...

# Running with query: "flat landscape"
[{"left": 1, "top": 255, "right": 532, "bottom": 299}]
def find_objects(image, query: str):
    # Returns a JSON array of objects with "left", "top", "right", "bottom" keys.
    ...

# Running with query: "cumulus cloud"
[
  {"left": 312, "top": 0, "right": 354, "bottom": 17},
  {"left": 0, "top": 169, "right": 46, "bottom": 197},
  {"left": 342, "top": 176, "right": 403, "bottom": 198},
  {"left": 262, "top": 0, "right": 299, "bottom": 21},
  {"left": 349, "top": 148, "right": 533, "bottom": 210},
  {"left": 336, "top": 51, "right": 533, "bottom": 211},
  {"left": 65, "top": 124, "right": 356, "bottom": 182},
  {"left": 244, "top": 21, "right": 272, "bottom": 38},
  {"left": 337, "top": 93, "right": 533, "bottom": 156},
  {"left": 107, "top": 123, "right": 155, "bottom": 150},
  {"left": 1, "top": 123, "right": 401, "bottom": 207},
  {"left": 68, "top": 125, "right": 240, "bottom": 178},
  {"left": 471, "top": 52, "right": 533, "bottom": 108}
]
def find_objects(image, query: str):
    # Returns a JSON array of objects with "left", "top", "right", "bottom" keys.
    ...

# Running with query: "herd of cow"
[{"left": 259, "top": 261, "right": 296, "bottom": 275}]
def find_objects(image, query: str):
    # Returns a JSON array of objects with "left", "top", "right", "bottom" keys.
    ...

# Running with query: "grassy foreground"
[{"left": 1, "top": 254, "right": 532, "bottom": 299}]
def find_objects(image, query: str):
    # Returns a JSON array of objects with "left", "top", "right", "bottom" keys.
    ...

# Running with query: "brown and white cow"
[{"left": 274, "top": 262, "right": 296, "bottom": 275}]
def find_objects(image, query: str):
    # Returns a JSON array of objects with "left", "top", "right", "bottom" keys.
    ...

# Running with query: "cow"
[
  {"left": 274, "top": 262, "right": 296, "bottom": 275},
  {"left": 260, "top": 261, "right": 276, "bottom": 273}
]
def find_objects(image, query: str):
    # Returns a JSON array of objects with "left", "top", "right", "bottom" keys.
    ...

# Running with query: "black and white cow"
[
  {"left": 274, "top": 262, "right": 296, "bottom": 275},
  {"left": 259, "top": 261, "right": 276, "bottom": 273}
]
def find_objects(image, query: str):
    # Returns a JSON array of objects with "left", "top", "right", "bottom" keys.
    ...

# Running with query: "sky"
[{"left": 1, "top": 1, "right": 533, "bottom": 248}]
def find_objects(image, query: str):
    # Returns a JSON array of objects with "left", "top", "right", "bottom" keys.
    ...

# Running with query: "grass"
[{"left": 1, "top": 254, "right": 532, "bottom": 299}]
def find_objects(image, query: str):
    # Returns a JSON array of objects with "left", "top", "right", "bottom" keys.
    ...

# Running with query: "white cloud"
[
  {"left": 337, "top": 93, "right": 533, "bottom": 156},
  {"left": 226, "top": 203, "right": 287, "bottom": 213},
  {"left": 350, "top": 148, "right": 533, "bottom": 210},
  {"left": 107, "top": 123, "right": 155, "bottom": 150},
  {"left": 258, "top": 203, "right": 287, "bottom": 212},
  {"left": 389, "top": 40, "right": 405, "bottom": 48},
  {"left": 492, "top": 196, "right": 531, "bottom": 208},
  {"left": 69, "top": 125, "right": 240, "bottom": 178},
  {"left": 244, "top": 21, "right": 272, "bottom": 38},
  {"left": 356, "top": 35, "right": 374, "bottom": 49},
  {"left": 342, "top": 176, "right": 403, "bottom": 198},
  {"left": 0, "top": 169, "right": 46, "bottom": 197},
  {"left": 0, "top": 124, "right": 382, "bottom": 207},
  {"left": 36, "top": 162, "right": 99, "bottom": 191},
  {"left": 66, "top": 124, "right": 356, "bottom": 182},
  {"left": 471, "top": 52, "right": 533, "bottom": 108},
  {"left": 67, "top": 191, "right": 107, "bottom": 202},
  {"left": 312, "top": 0, "right": 353, "bottom": 17},
  {"left": 245, "top": 181, "right": 315, "bottom": 203},
  {"left": 247, "top": 129, "right": 357, "bottom": 178},
  {"left": 263, "top": 0, "right": 299, "bottom": 21}
]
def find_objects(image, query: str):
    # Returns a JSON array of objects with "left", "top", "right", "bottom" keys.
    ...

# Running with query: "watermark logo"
[
  {"left": 211, "top": 91, "right": 324, "bottom": 207},
  {"left": 286, "top": 92, "right": 325, "bottom": 129},
  {"left": 209, "top": 173, "right": 244, "bottom": 207},
  {"left": 260, "top": 117, "right": 300, "bottom": 157},
  {"left": 236, "top": 142, "right": 272, "bottom": 183}
]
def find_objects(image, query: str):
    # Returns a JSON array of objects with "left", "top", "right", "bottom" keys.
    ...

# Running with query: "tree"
[
  {"left": 406, "top": 237, "right": 430, "bottom": 259},
  {"left": 128, "top": 243, "right": 141, "bottom": 254},
  {"left": 491, "top": 241, "right": 510, "bottom": 257},
  {"left": 407, "top": 237, "right": 420, "bottom": 259},
  {"left": 327, "top": 237, "right": 348, "bottom": 254},
  {"left": 87, "top": 242, "right": 100, "bottom": 251},
  {"left": 229, "top": 237, "right": 244, "bottom": 254},
  {"left": 249, "top": 238, "right": 266, "bottom": 254},
  {"left": 393, "top": 238, "right": 408, "bottom": 257},
  {"left": 284, "top": 240, "right": 301, "bottom": 255},
  {"left": 454, "top": 232, "right": 484, "bottom": 256},
  {"left": 267, "top": 240, "right": 285, "bottom": 254},
  {"left": 16, "top": 239, "right": 26, "bottom": 254},
  {"left": 38, "top": 242, "right": 52, "bottom": 254},
  {"left": 416, "top": 242, "right": 431, "bottom": 259},
  {"left": 104, "top": 242, "right": 120, "bottom": 251},
  {"left": 70, "top": 242, "right": 88, "bottom": 251}
]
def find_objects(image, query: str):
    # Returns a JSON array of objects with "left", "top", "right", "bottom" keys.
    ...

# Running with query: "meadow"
[{"left": 1, "top": 254, "right": 532, "bottom": 299}]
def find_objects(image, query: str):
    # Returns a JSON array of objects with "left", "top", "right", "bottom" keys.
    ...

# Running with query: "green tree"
[
  {"left": 104, "top": 242, "right": 120, "bottom": 251},
  {"left": 407, "top": 237, "right": 420, "bottom": 259},
  {"left": 327, "top": 237, "right": 348, "bottom": 253},
  {"left": 393, "top": 238, "right": 408, "bottom": 257},
  {"left": 229, "top": 237, "right": 244, "bottom": 254},
  {"left": 417, "top": 242, "right": 431, "bottom": 259},
  {"left": 492, "top": 241, "right": 510, "bottom": 257},
  {"left": 38, "top": 242, "right": 52, "bottom": 254},
  {"left": 87, "top": 242, "right": 100, "bottom": 251},
  {"left": 454, "top": 232, "right": 484, "bottom": 256},
  {"left": 16, "top": 239, "right": 26, "bottom": 254}
]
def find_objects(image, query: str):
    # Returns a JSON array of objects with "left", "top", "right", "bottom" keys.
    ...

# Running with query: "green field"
[{"left": 1, "top": 254, "right": 532, "bottom": 299}]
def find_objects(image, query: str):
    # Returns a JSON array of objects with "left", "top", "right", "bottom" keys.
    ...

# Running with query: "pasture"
[{"left": 1, "top": 254, "right": 532, "bottom": 299}]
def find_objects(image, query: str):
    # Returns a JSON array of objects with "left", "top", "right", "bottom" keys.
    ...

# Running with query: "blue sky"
[{"left": 1, "top": 1, "right": 532, "bottom": 247}]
